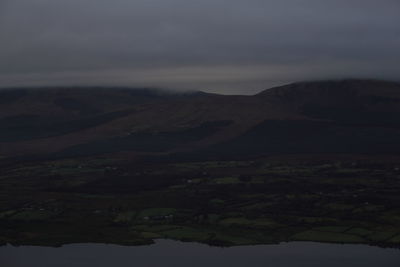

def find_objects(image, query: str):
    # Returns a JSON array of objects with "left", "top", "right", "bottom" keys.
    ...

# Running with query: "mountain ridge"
[{"left": 1, "top": 79, "right": 399, "bottom": 161}]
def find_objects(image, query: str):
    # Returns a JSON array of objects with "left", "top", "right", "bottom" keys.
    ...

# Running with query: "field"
[{"left": 0, "top": 155, "right": 400, "bottom": 248}]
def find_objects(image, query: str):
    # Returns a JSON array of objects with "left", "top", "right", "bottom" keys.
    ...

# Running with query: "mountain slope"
[{"left": 1, "top": 80, "right": 399, "bottom": 160}]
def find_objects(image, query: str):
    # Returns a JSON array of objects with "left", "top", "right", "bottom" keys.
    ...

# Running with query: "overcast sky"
[{"left": 0, "top": 0, "right": 399, "bottom": 94}]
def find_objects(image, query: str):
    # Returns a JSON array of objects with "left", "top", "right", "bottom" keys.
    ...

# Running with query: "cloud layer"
[{"left": 0, "top": 0, "right": 399, "bottom": 94}]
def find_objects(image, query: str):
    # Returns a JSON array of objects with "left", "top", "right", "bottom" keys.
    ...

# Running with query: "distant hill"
[{"left": 1, "top": 80, "right": 400, "bottom": 161}]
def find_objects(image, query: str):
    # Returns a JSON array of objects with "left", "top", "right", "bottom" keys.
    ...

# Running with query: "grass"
[
  {"left": 346, "top": 228, "right": 374, "bottom": 237},
  {"left": 353, "top": 205, "right": 385, "bottom": 213},
  {"left": 137, "top": 208, "right": 177, "bottom": 218},
  {"left": 10, "top": 210, "right": 54, "bottom": 221},
  {"left": 367, "top": 231, "right": 398, "bottom": 242},
  {"left": 213, "top": 233, "right": 259, "bottom": 246},
  {"left": 140, "top": 232, "right": 161, "bottom": 239},
  {"left": 114, "top": 209, "right": 178, "bottom": 223},
  {"left": 207, "top": 214, "right": 221, "bottom": 224},
  {"left": 161, "top": 227, "right": 212, "bottom": 242},
  {"left": 389, "top": 235, "right": 400, "bottom": 244},
  {"left": 325, "top": 203, "right": 355, "bottom": 211},
  {"left": 292, "top": 230, "right": 365, "bottom": 243},
  {"left": 295, "top": 216, "right": 339, "bottom": 224},
  {"left": 171, "top": 160, "right": 253, "bottom": 171},
  {"left": 209, "top": 199, "right": 225, "bottom": 207},
  {"left": 0, "top": 210, "right": 18, "bottom": 219},
  {"left": 240, "top": 202, "right": 273, "bottom": 211},
  {"left": 214, "top": 177, "right": 240, "bottom": 184},
  {"left": 114, "top": 211, "right": 138, "bottom": 223},
  {"left": 132, "top": 224, "right": 180, "bottom": 232},
  {"left": 379, "top": 212, "right": 400, "bottom": 224},
  {"left": 219, "top": 217, "right": 280, "bottom": 228},
  {"left": 312, "top": 226, "right": 351, "bottom": 233}
]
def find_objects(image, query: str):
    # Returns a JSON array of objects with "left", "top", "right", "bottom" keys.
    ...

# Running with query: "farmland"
[{"left": 0, "top": 155, "right": 399, "bottom": 248}]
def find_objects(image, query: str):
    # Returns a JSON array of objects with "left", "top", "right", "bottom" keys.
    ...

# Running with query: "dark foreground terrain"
[
  {"left": 0, "top": 80, "right": 400, "bottom": 248},
  {"left": 1, "top": 155, "right": 400, "bottom": 247}
]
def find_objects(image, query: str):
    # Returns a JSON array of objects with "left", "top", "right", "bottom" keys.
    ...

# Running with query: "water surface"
[{"left": 1, "top": 240, "right": 399, "bottom": 267}]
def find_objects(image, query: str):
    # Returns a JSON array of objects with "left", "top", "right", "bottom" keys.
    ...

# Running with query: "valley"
[
  {"left": 1, "top": 80, "right": 400, "bottom": 248},
  {"left": 1, "top": 155, "right": 400, "bottom": 247}
]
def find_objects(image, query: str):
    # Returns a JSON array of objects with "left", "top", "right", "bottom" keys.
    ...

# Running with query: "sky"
[{"left": 0, "top": 0, "right": 399, "bottom": 94}]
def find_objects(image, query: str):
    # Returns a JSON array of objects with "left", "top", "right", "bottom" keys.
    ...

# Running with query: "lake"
[{"left": 0, "top": 240, "right": 399, "bottom": 267}]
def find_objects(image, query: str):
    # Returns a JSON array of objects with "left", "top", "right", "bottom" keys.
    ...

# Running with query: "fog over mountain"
[{"left": 0, "top": 0, "right": 399, "bottom": 94}]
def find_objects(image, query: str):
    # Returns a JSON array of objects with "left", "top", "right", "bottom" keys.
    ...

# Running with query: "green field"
[{"left": 0, "top": 156, "right": 399, "bottom": 248}]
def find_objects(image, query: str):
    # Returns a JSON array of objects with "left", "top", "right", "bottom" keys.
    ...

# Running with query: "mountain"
[{"left": 1, "top": 79, "right": 400, "bottom": 161}]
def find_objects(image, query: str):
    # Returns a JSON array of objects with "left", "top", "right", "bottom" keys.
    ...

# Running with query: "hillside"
[
  {"left": 1, "top": 80, "right": 400, "bottom": 161},
  {"left": 1, "top": 80, "right": 400, "bottom": 248}
]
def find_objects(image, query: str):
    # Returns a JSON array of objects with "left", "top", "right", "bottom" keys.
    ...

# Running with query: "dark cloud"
[{"left": 0, "top": 0, "right": 399, "bottom": 94}]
